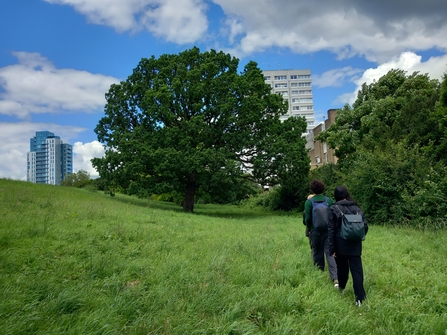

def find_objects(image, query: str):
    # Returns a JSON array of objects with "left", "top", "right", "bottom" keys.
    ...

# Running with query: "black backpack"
[
  {"left": 334, "top": 205, "right": 366, "bottom": 241},
  {"left": 309, "top": 197, "right": 330, "bottom": 232}
]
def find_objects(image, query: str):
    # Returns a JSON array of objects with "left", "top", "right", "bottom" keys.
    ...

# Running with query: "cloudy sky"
[{"left": 1, "top": 0, "right": 447, "bottom": 180}]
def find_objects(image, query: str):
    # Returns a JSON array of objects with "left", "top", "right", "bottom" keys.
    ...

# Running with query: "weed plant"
[{"left": 1, "top": 179, "right": 447, "bottom": 334}]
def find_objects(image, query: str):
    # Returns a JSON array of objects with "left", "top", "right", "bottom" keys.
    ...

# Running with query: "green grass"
[{"left": 1, "top": 178, "right": 447, "bottom": 334}]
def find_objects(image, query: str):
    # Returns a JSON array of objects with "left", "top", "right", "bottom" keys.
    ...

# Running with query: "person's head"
[
  {"left": 334, "top": 185, "right": 353, "bottom": 202},
  {"left": 309, "top": 179, "right": 325, "bottom": 195}
]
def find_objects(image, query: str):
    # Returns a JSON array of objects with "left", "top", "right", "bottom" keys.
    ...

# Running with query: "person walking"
[
  {"left": 328, "top": 185, "right": 368, "bottom": 306},
  {"left": 304, "top": 180, "right": 338, "bottom": 287}
]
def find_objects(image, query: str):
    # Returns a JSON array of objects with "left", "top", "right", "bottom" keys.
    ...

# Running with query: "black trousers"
[
  {"left": 310, "top": 231, "right": 338, "bottom": 281},
  {"left": 335, "top": 254, "right": 366, "bottom": 301}
]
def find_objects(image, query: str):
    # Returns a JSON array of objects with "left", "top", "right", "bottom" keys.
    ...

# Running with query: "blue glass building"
[{"left": 27, "top": 131, "right": 73, "bottom": 185}]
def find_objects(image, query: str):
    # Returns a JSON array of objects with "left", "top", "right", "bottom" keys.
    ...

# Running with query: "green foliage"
[
  {"left": 342, "top": 144, "right": 429, "bottom": 224},
  {"left": 309, "top": 163, "right": 342, "bottom": 198},
  {"left": 150, "top": 192, "right": 184, "bottom": 204},
  {"left": 433, "top": 73, "right": 447, "bottom": 162},
  {"left": 239, "top": 189, "right": 274, "bottom": 210},
  {"left": 1, "top": 179, "right": 447, "bottom": 334},
  {"left": 93, "top": 47, "right": 309, "bottom": 212},
  {"left": 90, "top": 177, "right": 107, "bottom": 191},
  {"left": 317, "top": 70, "right": 447, "bottom": 227},
  {"left": 401, "top": 163, "right": 447, "bottom": 228},
  {"left": 60, "top": 169, "right": 93, "bottom": 188}
]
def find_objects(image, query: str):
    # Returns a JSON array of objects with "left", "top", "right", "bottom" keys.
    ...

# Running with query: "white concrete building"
[{"left": 262, "top": 69, "right": 314, "bottom": 133}]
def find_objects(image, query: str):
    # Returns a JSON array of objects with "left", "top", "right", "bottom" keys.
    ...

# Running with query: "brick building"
[{"left": 306, "top": 109, "right": 338, "bottom": 169}]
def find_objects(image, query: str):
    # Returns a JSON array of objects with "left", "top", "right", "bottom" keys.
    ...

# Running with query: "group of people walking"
[{"left": 303, "top": 179, "right": 368, "bottom": 307}]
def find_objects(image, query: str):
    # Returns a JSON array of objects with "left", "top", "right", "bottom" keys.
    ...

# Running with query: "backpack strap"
[
  {"left": 335, "top": 204, "right": 359, "bottom": 216},
  {"left": 334, "top": 205, "right": 344, "bottom": 218}
]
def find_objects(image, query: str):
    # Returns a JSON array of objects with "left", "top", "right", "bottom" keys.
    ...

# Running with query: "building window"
[
  {"left": 291, "top": 82, "right": 298, "bottom": 87},
  {"left": 290, "top": 75, "right": 297, "bottom": 79},
  {"left": 274, "top": 75, "right": 287, "bottom": 80},
  {"left": 278, "top": 91, "right": 288, "bottom": 96},
  {"left": 298, "top": 75, "right": 311, "bottom": 79},
  {"left": 300, "top": 98, "right": 313, "bottom": 102},
  {"left": 292, "top": 106, "right": 300, "bottom": 110},
  {"left": 291, "top": 90, "right": 299, "bottom": 95},
  {"left": 264, "top": 76, "right": 271, "bottom": 80},
  {"left": 298, "top": 82, "right": 311, "bottom": 87},
  {"left": 274, "top": 83, "right": 288, "bottom": 88},
  {"left": 299, "top": 90, "right": 312, "bottom": 95},
  {"left": 291, "top": 98, "right": 299, "bottom": 103},
  {"left": 306, "top": 106, "right": 314, "bottom": 110}
]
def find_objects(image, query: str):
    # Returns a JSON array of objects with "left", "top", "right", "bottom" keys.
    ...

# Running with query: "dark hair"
[
  {"left": 334, "top": 185, "right": 353, "bottom": 202},
  {"left": 310, "top": 179, "right": 325, "bottom": 195}
]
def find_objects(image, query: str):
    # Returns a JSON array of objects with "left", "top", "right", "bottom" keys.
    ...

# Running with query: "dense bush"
[
  {"left": 61, "top": 170, "right": 93, "bottom": 188},
  {"left": 317, "top": 70, "right": 447, "bottom": 227}
]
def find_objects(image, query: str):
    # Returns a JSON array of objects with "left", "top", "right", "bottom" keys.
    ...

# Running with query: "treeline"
[
  {"left": 61, "top": 170, "right": 106, "bottom": 191},
  {"left": 62, "top": 66, "right": 447, "bottom": 226},
  {"left": 313, "top": 69, "right": 447, "bottom": 228}
]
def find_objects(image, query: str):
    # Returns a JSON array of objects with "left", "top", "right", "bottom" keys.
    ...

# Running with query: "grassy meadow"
[{"left": 1, "top": 178, "right": 447, "bottom": 334}]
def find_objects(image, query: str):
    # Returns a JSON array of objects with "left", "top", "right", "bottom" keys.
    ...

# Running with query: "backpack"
[
  {"left": 309, "top": 197, "right": 330, "bottom": 232},
  {"left": 335, "top": 205, "right": 365, "bottom": 241}
]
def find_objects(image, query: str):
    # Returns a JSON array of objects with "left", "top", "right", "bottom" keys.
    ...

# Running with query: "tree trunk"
[{"left": 183, "top": 173, "right": 197, "bottom": 212}]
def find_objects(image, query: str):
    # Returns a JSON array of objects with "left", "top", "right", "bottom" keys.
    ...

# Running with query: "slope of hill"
[{"left": 1, "top": 179, "right": 446, "bottom": 334}]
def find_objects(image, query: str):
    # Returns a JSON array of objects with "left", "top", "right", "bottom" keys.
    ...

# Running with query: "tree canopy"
[
  {"left": 316, "top": 69, "right": 447, "bottom": 226},
  {"left": 61, "top": 169, "right": 91, "bottom": 188},
  {"left": 92, "top": 47, "right": 310, "bottom": 212}
]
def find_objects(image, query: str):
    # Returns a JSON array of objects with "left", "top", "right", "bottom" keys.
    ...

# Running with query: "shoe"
[
  {"left": 355, "top": 300, "right": 362, "bottom": 307},
  {"left": 333, "top": 280, "right": 339, "bottom": 288}
]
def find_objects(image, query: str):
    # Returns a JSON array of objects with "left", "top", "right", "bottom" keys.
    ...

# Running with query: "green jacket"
[{"left": 304, "top": 194, "right": 335, "bottom": 231}]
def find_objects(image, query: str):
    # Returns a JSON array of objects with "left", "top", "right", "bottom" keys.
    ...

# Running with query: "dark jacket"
[{"left": 328, "top": 200, "right": 368, "bottom": 256}]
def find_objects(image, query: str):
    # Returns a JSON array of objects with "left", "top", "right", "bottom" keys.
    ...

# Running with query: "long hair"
[{"left": 334, "top": 185, "right": 353, "bottom": 202}]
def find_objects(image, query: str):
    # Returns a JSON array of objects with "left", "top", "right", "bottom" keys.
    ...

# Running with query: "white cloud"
[
  {"left": 335, "top": 51, "right": 447, "bottom": 105},
  {"left": 73, "top": 141, "right": 104, "bottom": 178},
  {"left": 141, "top": 0, "right": 208, "bottom": 44},
  {"left": 213, "top": 0, "right": 447, "bottom": 63},
  {"left": 44, "top": 0, "right": 209, "bottom": 44},
  {"left": 224, "top": 16, "right": 245, "bottom": 45},
  {"left": 42, "top": 0, "right": 447, "bottom": 63},
  {"left": 0, "top": 52, "right": 118, "bottom": 119},
  {"left": 45, "top": 0, "right": 146, "bottom": 32},
  {"left": 0, "top": 122, "right": 86, "bottom": 180},
  {"left": 313, "top": 67, "right": 363, "bottom": 88}
]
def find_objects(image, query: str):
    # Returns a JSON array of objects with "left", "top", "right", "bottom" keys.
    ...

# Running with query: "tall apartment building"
[
  {"left": 262, "top": 69, "right": 314, "bottom": 133},
  {"left": 27, "top": 131, "right": 73, "bottom": 185}
]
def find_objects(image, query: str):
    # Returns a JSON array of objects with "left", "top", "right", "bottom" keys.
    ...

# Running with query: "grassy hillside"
[{"left": 1, "top": 179, "right": 447, "bottom": 334}]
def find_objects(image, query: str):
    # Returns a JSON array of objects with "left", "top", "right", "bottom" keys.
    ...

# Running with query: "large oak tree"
[{"left": 92, "top": 47, "right": 309, "bottom": 212}]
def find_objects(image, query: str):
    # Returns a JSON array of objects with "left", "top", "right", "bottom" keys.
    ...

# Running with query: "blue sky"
[{"left": 1, "top": 0, "right": 447, "bottom": 180}]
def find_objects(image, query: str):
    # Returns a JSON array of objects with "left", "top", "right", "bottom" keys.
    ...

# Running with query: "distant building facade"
[
  {"left": 27, "top": 131, "right": 73, "bottom": 185},
  {"left": 262, "top": 69, "right": 314, "bottom": 133},
  {"left": 306, "top": 109, "right": 338, "bottom": 169}
]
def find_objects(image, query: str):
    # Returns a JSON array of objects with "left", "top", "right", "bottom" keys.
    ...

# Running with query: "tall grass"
[{"left": 1, "top": 178, "right": 447, "bottom": 334}]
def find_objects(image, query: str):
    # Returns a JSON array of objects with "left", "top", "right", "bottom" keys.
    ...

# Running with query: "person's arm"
[
  {"left": 359, "top": 207, "right": 368, "bottom": 236},
  {"left": 304, "top": 199, "right": 312, "bottom": 228}
]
